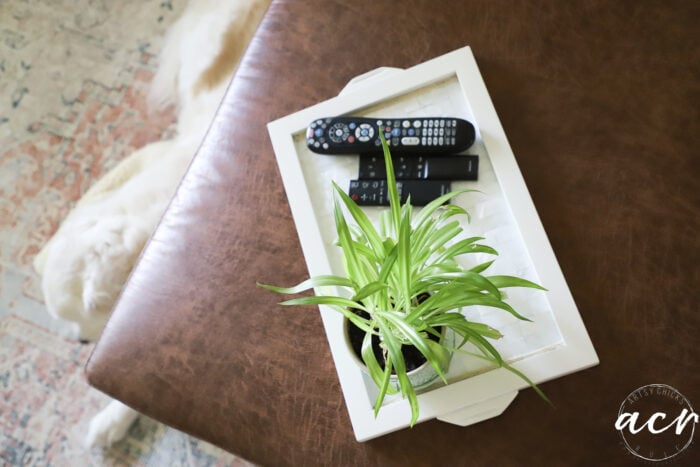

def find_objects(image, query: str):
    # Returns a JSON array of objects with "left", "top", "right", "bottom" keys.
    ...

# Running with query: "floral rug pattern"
[{"left": 0, "top": 1, "right": 251, "bottom": 464}]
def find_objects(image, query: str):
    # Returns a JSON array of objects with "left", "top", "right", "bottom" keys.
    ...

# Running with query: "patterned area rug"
[
  {"left": 0, "top": 315, "right": 248, "bottom": 466},
  {"left": 0, "top": 0, "right": 179, "bottom": 308},
  {"left": 0, "top": 1, "right": 252, "bottom": 464},
  {"left": 0, "top": 315, "right": 250, "bottom": 465}
]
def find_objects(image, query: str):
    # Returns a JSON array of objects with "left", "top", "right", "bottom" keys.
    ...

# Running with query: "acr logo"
[{"left": 615, "top": 384, "right": 698, "bottom": 462}]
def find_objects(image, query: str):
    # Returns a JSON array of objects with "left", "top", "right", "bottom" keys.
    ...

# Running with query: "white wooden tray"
[{"left": 267, "top": 46, "right": 598, "bottom": 441}]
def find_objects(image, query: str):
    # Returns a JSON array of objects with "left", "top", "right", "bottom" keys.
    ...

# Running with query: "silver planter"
[{"left": 344, "top": 318, "right": 455, "bottom": 391}]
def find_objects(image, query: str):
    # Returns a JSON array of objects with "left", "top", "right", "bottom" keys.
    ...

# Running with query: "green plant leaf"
[
  {"left": 469, "top": 260, "right": 496, "bottom": 274},
  {"left": 433, "top": 237, "right": 485, "bottom": 263},
  {"left": 466, "top": 244, "right": 499, "bottom": 256},
  {"left": 375, "top": 312, "right": 420, "bottom": 425},
  {"left": 380, "top": 133, "right": 402, "bottom": 234},
  {"left": 279, "top": 296, "right": 365, "bottom": 311},
  {"left": 374, "top": 315, "right": 406, "bottom": 388},
  {"left": 400, "top": 368, "right": 420, "bottom": 426},
  {"left": 460, "top": 326, "right": 504, "bottom": 365},
  {"left": 257, "top": 275, "right": 354, "bottom": 294},
  {"left": 333, "top": 181, "right": 385, "bottom": 256},
  {"left": 352, "top": 281, "right": 388, "bottom": 302},
  {"left": 378, "top": 310, "right": 448, "bottom": 382},
  {"left": 333, "top": 194, "right": 368, "bottom": 284},
  {"left": 397, "top": 202, "right": 412, "bottom": 311},
  {"left": 500, "top": 360, "right": 553, "bottom": 406},
  {"left": 339, "top": 307, "right": 374, "bottom": 333},
  {"left": 360, "top": 325, "right": 397, "bottom": 402},
  {"left": 412, "top": 221, "right": 463, "bottom": 267},
  {"left": 413, "top": 189, "right": 475, "bottom": 229},
  {"left": 376, "top": 244, "right": 398, "bottom": 284},
  {"left": 456, "top": 294, "right": 532, "bottom": 322},
  {"left": 486, "top": 275, "right": 547, "bottom": 291},
  {"left": 429, "top": 314, "right": 503, "bottom": 340}
]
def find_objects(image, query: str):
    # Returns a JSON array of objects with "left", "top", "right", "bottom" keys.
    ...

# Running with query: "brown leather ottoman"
[{"left": 86, "top": 0, "right": 700, "bottom": 465}]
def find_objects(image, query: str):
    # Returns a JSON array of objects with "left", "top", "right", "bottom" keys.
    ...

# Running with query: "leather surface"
[{"left": 86, "top": 0, "right": 700, "bottom": 465}]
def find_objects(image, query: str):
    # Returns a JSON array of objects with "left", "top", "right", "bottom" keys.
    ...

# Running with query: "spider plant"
[{"left": 259, "top": 133, "right": 548, "bottom": 425}]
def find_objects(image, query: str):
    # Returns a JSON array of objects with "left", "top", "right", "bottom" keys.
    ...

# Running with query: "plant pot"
[{"left": 344, "top": 313, "right": 455, "bottom": 391}]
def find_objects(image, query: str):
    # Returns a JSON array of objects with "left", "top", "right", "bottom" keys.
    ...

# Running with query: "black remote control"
[
  {"left": 348, "top": 180, "right": 451, "bottom": 206},
  {"left": 306, "top": 117, "right": 475, "bottom": 155},
  {"left": 358, "top": 154, "right": 478, "bottom": 180}
]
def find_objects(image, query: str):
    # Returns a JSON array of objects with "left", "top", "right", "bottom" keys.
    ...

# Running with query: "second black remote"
[
  {"left": 358, "top": 154, "right": 478, "bottom": 180},
  {"left": 348, "top": 180, "right": 451, "bottom": 206},
  {"left": 306, "top": 116, "right": 475, "bottom": 155}
]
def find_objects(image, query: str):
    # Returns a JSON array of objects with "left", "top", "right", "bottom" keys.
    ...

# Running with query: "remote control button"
[
  {"left": 402, "top": 120, "right": 410, "bottom": 128},
  {"left": 347, "top": 135, "right": 355, "bottom": 143},
  {"left": 314, "top": 128, "right": 324, "bottom": 137},
  {"left": 414, "top": 120, "right": 421, "bottom": 128},
  {"left": 392, "top": 128, "right": 401, "bottom": 136},
  {"left": 328, "top": 123, "right": 350, "bottom": 143},
  {"left": 349, "top": 122, "right": 356, "bottom": 130},
  {"left": 376, "top": 120, "right": 382, "bottom": 126},
  {"left": 408, "top": 128, "right": 415, "bottom": 136},
  {"left": 401, "top": 137, "right": 420, "bottom": 146},
  {"left": 440, "top": 120, "right": 445, "bottom": 127},
  {"left": 355, "top": 123, "right": 374, "bottom": 142}
]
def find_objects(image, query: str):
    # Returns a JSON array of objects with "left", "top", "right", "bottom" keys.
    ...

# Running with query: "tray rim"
[{"left": 267, "top": 46, "right": 598, "bottom": 441}]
